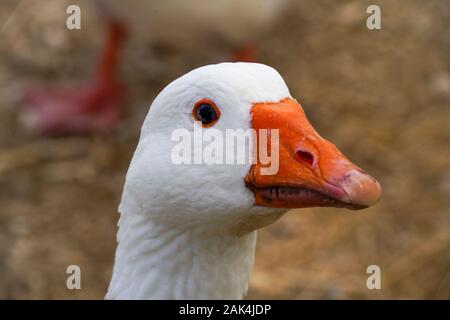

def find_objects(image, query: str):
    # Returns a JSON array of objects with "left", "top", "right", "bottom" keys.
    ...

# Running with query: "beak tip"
[{"left": 342, "top": 170, "right": 382, "bottom": 208}]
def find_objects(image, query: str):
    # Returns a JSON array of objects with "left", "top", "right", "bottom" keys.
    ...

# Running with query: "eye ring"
[{"left": 192, "top": 99, "right": 221, "bottom": 127}]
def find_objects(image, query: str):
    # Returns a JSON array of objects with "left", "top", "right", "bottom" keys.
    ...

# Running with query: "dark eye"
[{"left": 192, "top": 99, "right": 220, "bottom": 127}]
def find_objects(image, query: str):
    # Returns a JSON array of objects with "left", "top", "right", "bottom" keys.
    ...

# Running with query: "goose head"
[
  {"left": 109, "top": 62, "right": 382, "bottom": 299},
  {"left": 120, "top": 62, "right": 381, "bottom": 234}
]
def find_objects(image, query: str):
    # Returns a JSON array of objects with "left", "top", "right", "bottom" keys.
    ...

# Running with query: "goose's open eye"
[{"left": 192, "top": 99, "right": 220, "bottom": 127}]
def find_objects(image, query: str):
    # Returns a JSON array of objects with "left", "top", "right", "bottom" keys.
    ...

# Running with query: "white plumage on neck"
[{"left": 106, "top": 213, "right": 257, "bottom": 299}]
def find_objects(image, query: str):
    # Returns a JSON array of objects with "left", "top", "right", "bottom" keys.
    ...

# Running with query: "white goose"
[
  {"left": 22, "top": 0, "right": 288, "bottom": 136},
  {"left": 97, "top": 0, "right": 288, "bottom": 47},
  {"left": 106, "top": 62, "right": 381, "bottom": 299}
]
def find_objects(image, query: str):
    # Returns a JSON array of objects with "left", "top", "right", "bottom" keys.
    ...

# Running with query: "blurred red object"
[{"left": 22, "top": 20, "right": 127, "bottom": 136}]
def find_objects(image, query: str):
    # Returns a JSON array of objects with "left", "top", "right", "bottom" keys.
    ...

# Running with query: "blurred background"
[{"left": 0, "top": 0, "right": 449, "bottom": 299}]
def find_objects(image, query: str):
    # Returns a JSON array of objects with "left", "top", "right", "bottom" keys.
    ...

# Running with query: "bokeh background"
[{"left": 0, "top": 0, "right": 449, "bottom": 299}]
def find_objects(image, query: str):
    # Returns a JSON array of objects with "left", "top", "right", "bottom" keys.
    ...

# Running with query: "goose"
[
  {"left": 22, "top": 0, "right": 288, "bottom": 136},
  {"left": 106, "top": 62, "right": 382, "bottom": 299}
]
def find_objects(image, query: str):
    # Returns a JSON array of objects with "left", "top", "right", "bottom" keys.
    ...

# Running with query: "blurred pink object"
[{"left": 22, "top": 20, "right": 127, "bottom": 136}]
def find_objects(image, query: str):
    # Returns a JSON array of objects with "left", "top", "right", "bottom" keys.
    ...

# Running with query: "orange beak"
[{"left": 245, "top": 98, "right": 381, "bottom": 210}]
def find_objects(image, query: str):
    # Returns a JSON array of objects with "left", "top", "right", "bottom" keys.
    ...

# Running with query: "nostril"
[{"left": 295, "top": 149, "right": 314, "bottom": 167}]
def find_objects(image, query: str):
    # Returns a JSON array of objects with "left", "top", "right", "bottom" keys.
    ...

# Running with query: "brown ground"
[{"left": 0, "top": 0, "right": 449, "bottom": 299}]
